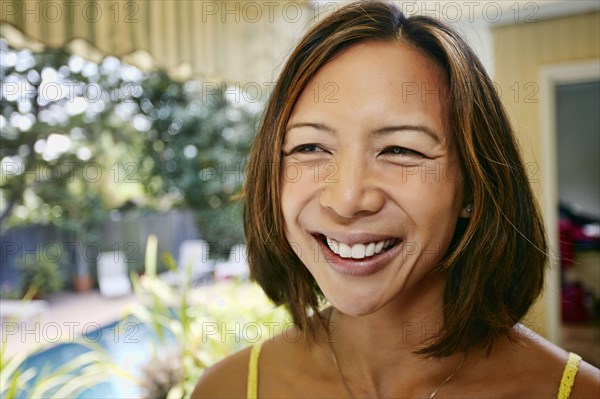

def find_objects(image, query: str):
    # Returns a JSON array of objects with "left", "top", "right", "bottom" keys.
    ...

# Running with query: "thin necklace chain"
[
  {"left": 426, "top": 354, "right": 466, "bottom": 399},
  {"left": 328, "top": 338, "right": 358, "bottom": 398},
  {"left": 327, "top": 313, "right": 467, "bottom": 399}
]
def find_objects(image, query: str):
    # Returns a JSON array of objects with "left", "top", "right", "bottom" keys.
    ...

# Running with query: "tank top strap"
[
  {"left": 557, "top": 352, "right": 582, "bottom": 399},
  {"left": 247, "top": 340, "right": 265, "bottom": 399}
]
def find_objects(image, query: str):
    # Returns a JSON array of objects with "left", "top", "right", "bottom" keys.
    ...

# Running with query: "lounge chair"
[
  {"left": 160, "top": 239, "right": 215, "bottom": 286},
  {"left": 214, "top": 244, "right": 250, "bottom": 280},
  {"left": 97, "top": 251, "right": 132, "bottom": 298}
]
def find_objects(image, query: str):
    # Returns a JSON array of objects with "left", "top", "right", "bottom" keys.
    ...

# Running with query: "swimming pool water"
[{"left": 18, "top": 318, "right": 176, "bottom": 398}]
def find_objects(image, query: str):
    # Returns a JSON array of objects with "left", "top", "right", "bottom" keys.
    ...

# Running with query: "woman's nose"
[{"left": 319, "top": 156, "right": 385, "bottom": 219}]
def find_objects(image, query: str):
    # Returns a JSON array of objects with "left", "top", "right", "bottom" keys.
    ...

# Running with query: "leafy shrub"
[
  {"left": 129, "top": 236, "right": 288, "bottom": 398},
  {"left": 18, "top": 248, "right": 65, "bottom": 298}
]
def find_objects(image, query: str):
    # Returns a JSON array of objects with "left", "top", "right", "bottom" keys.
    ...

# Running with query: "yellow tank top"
[
  {"left": 246, "top": 340, "right": 264, "bottom": 399},
  {"left": 557, "top": 352, "right": 582, "bottom": 399},
  {"left": 246, "top": 344, "right": 581, "bottom": 399}
]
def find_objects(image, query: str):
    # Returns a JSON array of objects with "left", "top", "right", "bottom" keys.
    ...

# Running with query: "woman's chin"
[{"left": 326, "top": 295, "right": 386, "bottom": 318}]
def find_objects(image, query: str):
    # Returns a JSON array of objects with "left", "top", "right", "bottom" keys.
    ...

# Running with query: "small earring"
[{"left": 466, "top": 204, "right": 473, "bottom": 213}]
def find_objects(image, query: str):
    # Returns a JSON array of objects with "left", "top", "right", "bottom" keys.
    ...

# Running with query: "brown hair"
[{"left": 243, "top": 1, "right": 547, "bottom": 358}]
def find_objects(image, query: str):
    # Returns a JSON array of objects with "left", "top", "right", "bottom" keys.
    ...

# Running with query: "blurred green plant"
[
  {"left": 18, "top": 247, "right": 65, "bottom": 298},
  {"left": 0, "top": 40, "right": 141, "bottom": 229},
  {"left": 0, "top": 235, "right": 288, "bottom": 399},
  {"left": 127, "top": 235, "right": 288, "bottom": 398},
  {"left": 0, "top": 35, "right": 260, "bottom": 264},
  {"left": 134, "top": 74, "right": 258, "bottom": 258}
]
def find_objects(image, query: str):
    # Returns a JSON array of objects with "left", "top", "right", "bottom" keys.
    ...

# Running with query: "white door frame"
[{"left": 539, "top": 60, "right": 600, "bottom": 344}]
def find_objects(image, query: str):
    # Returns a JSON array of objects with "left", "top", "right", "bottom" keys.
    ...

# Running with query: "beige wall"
[
  {"left": 494, "top": 11, "right": 599, "bottom": 174},
  {"left": 492, "top": 12, "right": 600, "bottom": 340}
]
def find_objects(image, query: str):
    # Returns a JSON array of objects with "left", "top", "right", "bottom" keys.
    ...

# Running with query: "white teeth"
[
  {"left": 326, "top": 236, "right": 339, "bottom": 253},
  {"left": 339, "top": 242, "right": 352, "bottom": 258},
  {"left": 366, "top": 242, "right": 375, "bottom": 257},
  {"left": 324, "top": 236, "right": 397, "bottom": 259},
  {"left": 351, "top": 243, "right": 366, "bottom": 259}
]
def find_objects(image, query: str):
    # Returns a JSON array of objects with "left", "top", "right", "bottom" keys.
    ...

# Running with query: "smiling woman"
[
  {"left": 279, "top": 39, "right": 464, "bottom": 318},
  {"left": 192, "top": 2, "right": 600, "bottom": 399}
]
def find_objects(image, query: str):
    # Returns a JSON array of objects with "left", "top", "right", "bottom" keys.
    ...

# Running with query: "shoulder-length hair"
[{"left": 243, "top": 1, "right": 547, "bottom": 358}]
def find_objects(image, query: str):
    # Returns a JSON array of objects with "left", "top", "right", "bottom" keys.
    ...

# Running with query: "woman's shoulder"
[
  {"left": 191, "top": 328, "right": 326, "bottom": 398},
  {"left": 505, "top": 325, "right": 600, "bottom": 398},
  {"left": 570, "top": 356, "right": 600, "bottom": 399},
  {"left": 191, "top": 345, "right": 253, "bottom": 399}
]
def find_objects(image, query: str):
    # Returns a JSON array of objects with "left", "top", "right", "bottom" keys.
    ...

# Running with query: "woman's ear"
[
  {"left": 460, "top": 181, "right": 474, "bottom": 218},
  {"left": 460, "top": 203, "right": 473, "bottom": 218}
]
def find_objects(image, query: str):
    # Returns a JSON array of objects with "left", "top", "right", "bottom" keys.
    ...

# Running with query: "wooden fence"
[{"left": 0, "top": 209, "right": 200, "bottom": 294}]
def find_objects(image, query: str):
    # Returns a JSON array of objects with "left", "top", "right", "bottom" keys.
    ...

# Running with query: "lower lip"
[{"left": 315, "top": 238, "right": 403, "bottom": 277}]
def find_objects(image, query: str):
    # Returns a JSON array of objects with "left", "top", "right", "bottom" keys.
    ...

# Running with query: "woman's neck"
[{"left": 323, "top": 272, "right": 466, "bottom": 397}]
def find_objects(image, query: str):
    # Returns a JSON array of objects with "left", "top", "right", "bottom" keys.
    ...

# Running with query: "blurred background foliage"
[
  {"left": 0, "top": 36, "right": 261, "bottom": 257},
  {"left": 0, "top": 237, "right": 289, "bottom": 399}
]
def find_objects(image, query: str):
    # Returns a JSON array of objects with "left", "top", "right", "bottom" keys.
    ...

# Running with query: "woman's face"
[{"left": 280, "top": 41, "right": 468, "bottom": 317}]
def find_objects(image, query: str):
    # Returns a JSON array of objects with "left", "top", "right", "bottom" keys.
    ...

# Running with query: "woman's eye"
[
  {"left": 291, "top": 144, "right": 323, "bottom": 153},
  {"left": 382, "top": 146, "right": 423, "bottom": 157}
]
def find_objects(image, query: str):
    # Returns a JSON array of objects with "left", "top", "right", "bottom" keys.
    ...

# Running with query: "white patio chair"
[
  {"left": 159, "top": 239, "right": 215, "bottom": 286},
  {"left": 177, "top": 239, "right": 215, "bottom": 284},
  {"left": 214, "top": 244, "right": 250, "bottom": 280},
  {"left": 97, "top": 251, "right": 132, "bottom": 298}
]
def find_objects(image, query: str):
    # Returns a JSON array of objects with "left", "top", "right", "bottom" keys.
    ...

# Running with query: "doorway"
[{"left": 541, "top": 61, "right": 600, "bottom": 367}]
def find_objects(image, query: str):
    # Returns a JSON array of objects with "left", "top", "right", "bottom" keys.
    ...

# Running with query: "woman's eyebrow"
[
  {"left": 372, "top": 125, "right": 441, "bottom": 143},
  {"left": 285, "top": 122, "right": 335, "bottom": 134},
  {"left": 285, "top": 122, "right": 441, "bottom": 143}
]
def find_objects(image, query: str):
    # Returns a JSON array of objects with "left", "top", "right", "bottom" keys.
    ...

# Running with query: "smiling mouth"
[{"left": 314, "top": 234, "right": 400, "bottom": 260}]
